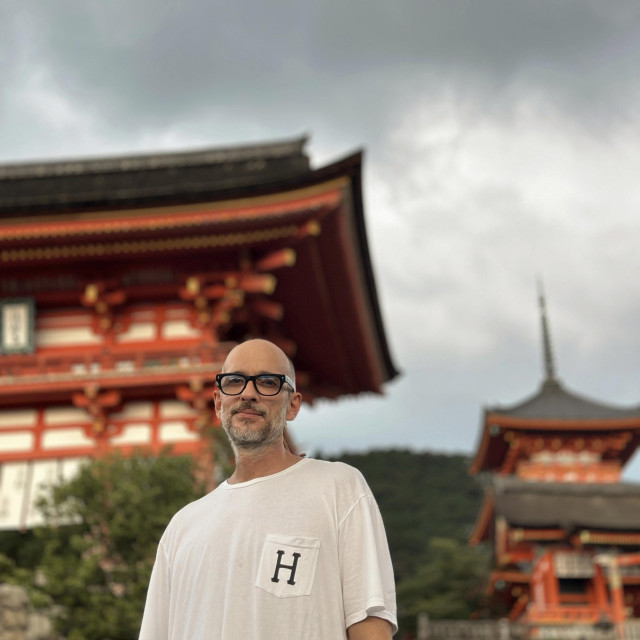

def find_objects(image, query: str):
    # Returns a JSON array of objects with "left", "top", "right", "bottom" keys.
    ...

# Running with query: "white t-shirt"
[{"left": 139, "top": 457, "right": 397, "bottom": 639}]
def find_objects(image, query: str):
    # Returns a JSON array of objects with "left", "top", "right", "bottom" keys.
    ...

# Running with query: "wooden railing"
[{"left": 0, "top": 341, "right": 233, "bottom": 394}]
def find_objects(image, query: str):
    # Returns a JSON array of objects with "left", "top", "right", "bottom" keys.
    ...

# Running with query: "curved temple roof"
[
  {"left": 470, "top": 293, "right": 640, "bottom": 474},
  {"left": 493, "top": 476, "right": 640, "bottom": 531},
  {"left": 0, "top": 136, "right": 399, "bottom": 400},
  {"left": 0, "top": 137, "right": 313, "bottom": 212},
  {"left": 488, "top": 378, "right": 640, "bottom": 421}
]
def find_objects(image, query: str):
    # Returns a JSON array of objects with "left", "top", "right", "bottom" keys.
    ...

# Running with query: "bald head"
[{"left": 222, "top": 339, "right": 295, "bottom": 382}]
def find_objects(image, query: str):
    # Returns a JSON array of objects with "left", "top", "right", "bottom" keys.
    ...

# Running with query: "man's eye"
[
  {"left": 260, "top": 377, "right": 279, "bottom": 387},
  {"left": 226, "top": 376, "right": 245, "bottom": 385}
]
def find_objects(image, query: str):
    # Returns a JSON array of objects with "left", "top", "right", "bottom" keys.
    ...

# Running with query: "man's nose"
[{"left": 241, "top": 380, "right": 260, "bottom": 400}]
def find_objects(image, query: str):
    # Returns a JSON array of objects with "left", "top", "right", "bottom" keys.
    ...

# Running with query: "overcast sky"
[{"left": 2, "top": 1, "right": 640, "bottom": 477}]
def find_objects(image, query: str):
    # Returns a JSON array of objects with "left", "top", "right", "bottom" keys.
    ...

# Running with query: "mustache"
[{"left": 230, "top": 402, "right": 266, "bottom": 417}]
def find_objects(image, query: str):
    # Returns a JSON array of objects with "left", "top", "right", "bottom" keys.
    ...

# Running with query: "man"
[{"left": 139, "top": 339, "right": 397, "bottom": 639}]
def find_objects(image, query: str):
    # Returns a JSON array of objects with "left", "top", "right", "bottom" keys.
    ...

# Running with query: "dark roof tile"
[
  {"left": 493, "top": 476, "right": 640, "bottom": 530},
  {"left": 0, "top": 137, "right": 311, "bottom": 213},
  {"left": 488, "top": 379, "right": 640, "bottom": 420}
]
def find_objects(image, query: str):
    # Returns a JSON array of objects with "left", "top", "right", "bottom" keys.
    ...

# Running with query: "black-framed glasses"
[{"left": 215, "top": 373, "right": 296, "bottom": 396}]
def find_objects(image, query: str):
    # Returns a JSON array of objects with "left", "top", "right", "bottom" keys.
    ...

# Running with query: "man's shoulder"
[
  {"left": 302, "top": 458, "right": 369, "bottom": 489},
  {"left": 162, "top": 489, "right": 216, "bottom": 533}
]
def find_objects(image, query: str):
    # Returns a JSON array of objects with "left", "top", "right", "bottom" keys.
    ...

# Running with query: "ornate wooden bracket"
[
  {"left": 179, "top": 248, "right": 296, "bottom": 334},
  {"left": 72, "top": 385, "right": 122, "bottom": 437},
  {"left": 176, "top": 378, "right": 216, "bottom": 431},
  {"left": 81, "top": 281, "right": 127, "bottom": 333}
]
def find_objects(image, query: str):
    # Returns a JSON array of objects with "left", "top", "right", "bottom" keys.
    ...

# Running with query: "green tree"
[
  {"left": 396, "top": 537, "right": 490, "bottom": 632},
  {"left": 29, "top": 453, "right": 205, "bottom": 640},
  {"left": 328, "top": 449, "right": 490, "bottom": 636}
]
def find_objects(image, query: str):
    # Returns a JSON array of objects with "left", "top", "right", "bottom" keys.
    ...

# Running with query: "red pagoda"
[
  {"left": 469, "top": 294, "right": 640, "bottom": 638},
  {"left": 0, "top": 136, "right": 397, "bottom": 529}
]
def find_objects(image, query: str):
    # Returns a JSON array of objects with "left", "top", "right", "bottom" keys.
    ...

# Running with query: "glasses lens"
[
  {"left": 255, "top": 375, "right": 282, "bottom": 396},
  {"left": 219, "top": 375, "right": 247, "bottom": 395}
]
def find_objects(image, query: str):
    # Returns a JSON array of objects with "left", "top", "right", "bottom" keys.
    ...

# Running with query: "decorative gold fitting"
[
  {"left": 85, "top": 284, "right": 98, "bottom": 303},
  {"left": 186, "top": 276, "right": 200, "bottom": 295},
  {"left": 307, "top": 220, "right": 321, "bottom": 236},
  {"left": 262, "top": 275, "right": 276, "bottom": 295}
]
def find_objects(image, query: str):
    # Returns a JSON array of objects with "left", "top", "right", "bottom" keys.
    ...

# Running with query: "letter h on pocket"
[{"left": 271, "top": 550, "right": 302, "bottom": 585}]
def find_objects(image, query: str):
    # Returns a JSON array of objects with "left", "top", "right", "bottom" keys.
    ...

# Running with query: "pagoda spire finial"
[{"left": 537, "top": 280, "right": 557, "bottom": 384}]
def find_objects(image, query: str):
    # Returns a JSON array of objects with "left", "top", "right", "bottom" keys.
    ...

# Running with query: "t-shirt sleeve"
[
  {"left": 339, "top": 494, "right": 398, "bottom": 634},
  {"left": 139, "top": 541, "right": 170, "bottom": 640}
]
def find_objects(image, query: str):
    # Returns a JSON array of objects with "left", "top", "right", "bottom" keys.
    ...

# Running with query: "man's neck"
[{"left": 227, "top": 444, "right": 302, "bottom": 484}]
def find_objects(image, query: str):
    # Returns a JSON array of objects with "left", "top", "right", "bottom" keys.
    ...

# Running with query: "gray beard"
[{"left": 221, "top": 402, "right": 287, "bottom": 451}]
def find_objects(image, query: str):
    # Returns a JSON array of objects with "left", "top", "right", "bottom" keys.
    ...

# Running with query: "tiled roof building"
[{"left": 0, "top": 136, "right": 397, "bottom": 529}]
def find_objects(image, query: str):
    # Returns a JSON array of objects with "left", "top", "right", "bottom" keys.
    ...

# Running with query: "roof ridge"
[{"left": 0, "top": 135, "right": 309, "bottom": 181}]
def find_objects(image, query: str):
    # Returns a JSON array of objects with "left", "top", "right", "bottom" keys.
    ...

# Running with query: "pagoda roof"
[
  {"left": 0, "top": 136, "right": 316, "bottom": 214},
  {"left": 489, "top": 378, "right": 640, "bottom": 421},
  {"left": 494, "top": 476, "right": 640, "bottom": 532},
  {"left": 470, "top": 291, "right": 640, "bottom": 474}
]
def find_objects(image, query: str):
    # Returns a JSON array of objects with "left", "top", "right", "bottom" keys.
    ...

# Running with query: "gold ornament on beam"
[
  {"left": 255, "top": 248, "right": 297, "bottom": 271},
  {"left": 81, "top": 281, "right": 126, "bottom": 335}
]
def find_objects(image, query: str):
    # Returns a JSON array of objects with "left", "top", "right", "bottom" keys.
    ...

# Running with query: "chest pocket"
[{"left": 255, "top": 534, "right": 321, "bottom": 598}]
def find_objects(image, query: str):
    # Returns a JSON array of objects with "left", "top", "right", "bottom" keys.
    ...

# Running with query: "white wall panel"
[
  {"left": 0, "top": 462, "right": 29, "bottom": 530},
  {"left": 0, "top": 410, "right": 36, "bottom": 429},
  {"left": 0, "top": 432, "right": 34, "bottom": 452},
  {"left": 160, "top": 422, "right": 199, "bottom": 443},
  {"left": 36, "top": 327, "right": 102, "bottom": 347},
  {"left": 110, "top": 402, "right": 153, "bottom": 420},
  {"left": 116, "top": 322, "right": 155, "bottom": 342},
  {"left": 110, "top": 425, "right": 152, "bottom": 446},
  {"left": 159, "top": 400, "right": 197, "bottom": 418},
  {"left": 41, "top": 429, "right": 94, "bottom": 450},
  {"left": 44, "top": 408, "right": 88, "bottom": 425},
  {"left": 0, "top": 458, "right": 88, "bottom": 530},
  {"left": 162, "top": 320, "right": 200, "bottom": 339}
]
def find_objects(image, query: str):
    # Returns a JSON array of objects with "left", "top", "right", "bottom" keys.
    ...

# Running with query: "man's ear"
[
  {"left": 213, "top": 387, "right": 222, "bottom": 417},
  {"left": 286, "top": 391, "right": 303, "bottom": 421}
]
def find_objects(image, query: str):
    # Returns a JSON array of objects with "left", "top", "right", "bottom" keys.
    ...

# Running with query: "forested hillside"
[{"left": 327, "top": 449, "right": 491, "bottom": 633}]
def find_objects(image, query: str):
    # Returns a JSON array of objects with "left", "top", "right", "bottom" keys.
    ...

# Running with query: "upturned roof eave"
[
  {"left": 492, "top": 476, "right": 640, "bottom": 531},
  {"left": 487, "top": 379, "right": 640, "bottom": 422},
  {"left": 469, "top": 407, "right": 640, "bottom": 475},
  {"left": 0, "top": 149, "right": 368, "bottom": 218}
]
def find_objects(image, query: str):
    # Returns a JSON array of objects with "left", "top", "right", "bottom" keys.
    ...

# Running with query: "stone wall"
[{"left": 0, "top": 585, "right": 57, "bottom": 640}]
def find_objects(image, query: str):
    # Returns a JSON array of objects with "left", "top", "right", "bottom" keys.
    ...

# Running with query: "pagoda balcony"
[{"left": 525, "top": 605, "right": 607, "bottom": 625}]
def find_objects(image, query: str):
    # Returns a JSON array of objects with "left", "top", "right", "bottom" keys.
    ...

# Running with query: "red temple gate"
[{"left": 0, "top": 136, "right": 398, "bottom": 529}]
